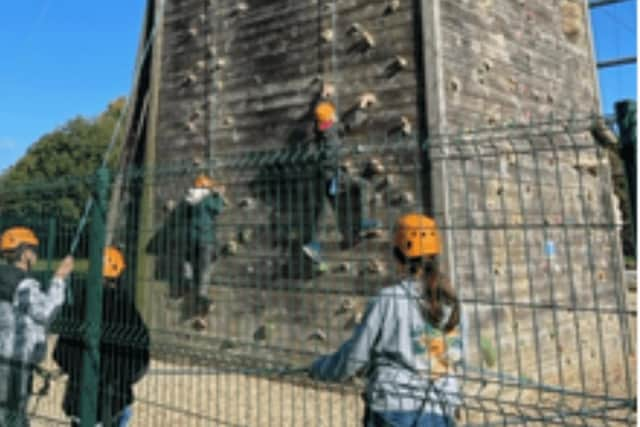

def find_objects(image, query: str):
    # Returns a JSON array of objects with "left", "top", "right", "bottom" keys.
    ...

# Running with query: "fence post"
[
  {"left": 46, "top": 216, "right": 56, "bottom": 278},
  {"left": 615, "top": 100, "right": 637, "bottom": 249},
  {"left": 78, "top": 167, "right": 109, "bottom": 427}
]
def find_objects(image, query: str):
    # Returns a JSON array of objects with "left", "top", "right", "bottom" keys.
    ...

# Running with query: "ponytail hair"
[
  {"left": 422, "top": 259, "right": 460, "bottom": 333},
  {"left": 394, "top": 248, "right": 460, "bottom": 333}
]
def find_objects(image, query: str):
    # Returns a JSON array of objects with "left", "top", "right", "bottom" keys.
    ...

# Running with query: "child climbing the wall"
[
  {"left": 302, "top": 101, "right": 381, "bottom": 268},
  {"left": 309, "top": 213, "right": 464, "bottom": 427},
  {"left": 183, "top": 174, "right": 226, "bottom": 330},
  {"left": 54, "top": 246, "right": 150, "bottom": 427}
]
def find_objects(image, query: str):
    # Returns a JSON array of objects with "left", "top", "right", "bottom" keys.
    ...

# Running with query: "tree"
[{"left": 0, "top": 98, "right": 126, "bottom": 224}]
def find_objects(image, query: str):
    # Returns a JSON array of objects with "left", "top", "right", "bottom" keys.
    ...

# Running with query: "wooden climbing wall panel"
[{"left": 149, "top": 0, "right": 428, "bottom": 359}]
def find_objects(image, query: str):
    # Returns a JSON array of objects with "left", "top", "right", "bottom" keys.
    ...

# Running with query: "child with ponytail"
[{"left": 309, "top": 213, "right": 464, "bottom": 427}]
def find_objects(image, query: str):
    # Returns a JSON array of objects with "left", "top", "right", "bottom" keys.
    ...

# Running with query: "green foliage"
[
  {"left": 0, "top": 98, "right": 126, "bottom": 222},
  {"left": 480, "top": 336, "right": 497, "bottom": 368}
]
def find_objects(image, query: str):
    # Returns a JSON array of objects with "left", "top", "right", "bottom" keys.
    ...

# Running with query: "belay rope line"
[{"left": 27, "top": 1, "right": 166, "bottom": 416}]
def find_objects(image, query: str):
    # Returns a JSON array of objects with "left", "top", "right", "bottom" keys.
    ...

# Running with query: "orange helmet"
[
  {"left": 103, "top": 246, "right": 126, "bottom": 279},
  {"left": 1, "top": 227, "right": 39, "bottom": 252},
  {"left": 193, "top": 174, "right": 218, "bottom": 189},
  {"left": 315, "top": 102, "right": 336, "bottom": 124},
  {"left": 393, "top": 213, "right": 441, "bottom": 258}
]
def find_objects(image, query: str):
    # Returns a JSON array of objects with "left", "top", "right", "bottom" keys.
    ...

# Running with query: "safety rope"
[
  {"left": 27, "top": 3, "right": 166, "bottom": 422},
  {"left": 68, "top": 10, "right": 161, "bottom": 256},
  {"left": 330, "top": 0, "right": 339, "bottom": 115},
  {"left": 29, "top": 365, "right": 65, "bottom": 417},
  {"left": 203, "top": 0, "right": 216, "bottom": 176}
]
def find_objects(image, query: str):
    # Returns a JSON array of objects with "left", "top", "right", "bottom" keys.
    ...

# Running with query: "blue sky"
[
  {"left": 0, "top": 1, "right": 146, "bottom": 172},
  {"left": 0, "top": 1, "right": 637, "bottom": 172},
  {"left": 590, "top": 0, "right": 637, "bottom": 116}
]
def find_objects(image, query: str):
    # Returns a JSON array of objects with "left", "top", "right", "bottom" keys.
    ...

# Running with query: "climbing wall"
[
  {"left": 131, "top": 0, "right": 632, "bottom": 418},
  {"left": 424, "top": 0, "right": 633, "bottom": 407},
  {"left": 147, "top": 0, "right": 429, "bottom": 359},
  {"left": 155, "top": 0, "right": 423, "bottom": 162}
]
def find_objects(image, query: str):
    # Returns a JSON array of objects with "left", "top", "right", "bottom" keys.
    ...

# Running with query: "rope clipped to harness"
[{"left": 28, "top": 365, "right": 64, "bottom": 417}]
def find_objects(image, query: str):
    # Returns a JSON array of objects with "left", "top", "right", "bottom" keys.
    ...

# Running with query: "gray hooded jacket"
[
  {"left": 0, "top": 264, "right": 67, "bottom": 424},
  {"left": 310, "top": 279, "right": 464, "bottom": 417}
]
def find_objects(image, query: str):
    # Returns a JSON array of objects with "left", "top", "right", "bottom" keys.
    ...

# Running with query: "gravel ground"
[{"left": 27, "top": 338, "right": 635, "bottom": 426}]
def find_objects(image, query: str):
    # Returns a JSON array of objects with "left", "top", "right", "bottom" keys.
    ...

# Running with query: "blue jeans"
[
  {"left": 365, "top": 409, "right": 456, "bottom": 427},
  {"left": 70, "top": 406, "right": 133, "bottom": 427},
  {"left": 115, "top": 405, "right": 133, "bottom": 427}
]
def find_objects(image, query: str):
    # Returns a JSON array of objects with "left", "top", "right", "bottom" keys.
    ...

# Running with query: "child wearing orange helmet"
[
  {"left": 183, "top": 174, "right": 226, "bottom": 330},
  {"left": 54, "top": 246, "right": 150, "bottom": 427},
  {"left": 0, "top": 226, "right": 74, "bottom": 426},
  {"left": 303, "top": 102, "right": 380, "bottom": 268},
  {"left": 309, "top": 214, "right": 464, "bottom": 427}
]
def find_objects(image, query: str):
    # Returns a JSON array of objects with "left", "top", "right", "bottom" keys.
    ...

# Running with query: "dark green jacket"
[
  {"left": 146, "top": 193, "right": 224, "bottom": 257},
  {"left": 187, "top": 194, "right": 224, "bottom": 244}
]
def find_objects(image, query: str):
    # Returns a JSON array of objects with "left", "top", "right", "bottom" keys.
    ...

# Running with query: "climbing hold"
[
  {"left": 364, "top": 158, "right": 385, "bottom": 176},
  {"left": 215, "top": 58, "right": 226, "bottom": 70},
  {"left": 531, "top": 89, "right": 542, "bottom": 102},
  {"left": 220, "top": 339, "right": 235, "bottom": 351},
  {"left": 376, "top": 174, "right": 397, "bottom": 190},
  {"left": 394, "top": 56, "right": 408, "bottom": 68},
  {"left": 347, "top": 22, "right": 363, "bottom": 36},
  {"left": 361, "top": 259, "right": 386, "bottom": 276},
  {"left": 164, "top": 199, "right": 176, "bottom": 212},
  {"left": 335, "top": 298, "right": 355, "bottom": 315},
  {"left": 238, "top": 197, "right": 256, "bottom": 209},
  {"left": 590, "top": 117, "right": 618, "bottom": 146},
  {"left": 448, "top": 77, "right": 461, "bottom": 93},
  {"left": 385, "top": 0, "right": 400, "bottom": 14},
  {"left": 222, "top": 240, "right": 238, "bottom": 255},
  {"left": 385, "top": 56, "right": 408, "bottom": 77},
  {"left": 187, "top": 27, "right": 199, "bottom": 39},
  {"left": 400, "top": 116, "right": 412, "bottom": 136},
  {"left": 215, "top": 80, "right": 224, "bottom": 91},
  {"left": 198, "top": 13, "right": 207, "bottom": 25},
  {"left": 560, "top": 1, "right": 582, "bottom": 41},
  {"left": 185, "top": 121, "right": 198, "bottom": 134},
  {"left": 223, "top": 116, "right": 235, "bottom": 127},
  {"left": 347, "top": 23, "right": 375, "bottom": 50},
  {"left": 192, "top": 156, "right": 205, "bottom": 168},
  {"left": 363, "top": 227, "right": 385, "bottom": 240},
  {"left": 357, "top": 93, "right": 378, "bottom": 109},
  {"left": 307, "top": 329, "right": 327, "bottom": 342},
  {"left": 334, "top": 262, "right": 353, "bottom": 275},
  {"left": 321, "top": 29, "right": 334, "bottom": 43},
  {"left": 486, "top": 112, "right": 498, "bottom": 126},
  {"left": 190, "top": 109, "right": 202, "bottom": 122},
  {"left": 344, "top": 311, "right": 363, "bottom": 330},
  {"left": 238, "top": 228, "right": 253, "bottom": 244},
  {"left": 233, "top": 2, "right": 249, "bottom": 15},
  {"left": 181, "top": 72, "right": 197, "bottom": 87},
  {"left": 322, "top": 81, "right": 336, "bottom": 99},
  {"left": 195, "top": 60, "right": 206, "bottom": 71},
  {"left": 253, "top": 325, "right": 269, "bottom": 341},
  {"left": 339, "top": 159, "right": 354, "bottom": 174}
]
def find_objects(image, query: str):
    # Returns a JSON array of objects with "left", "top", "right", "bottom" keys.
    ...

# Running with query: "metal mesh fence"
[{"left": 0, "top": 119, "right": 635, "bottom": 426}]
